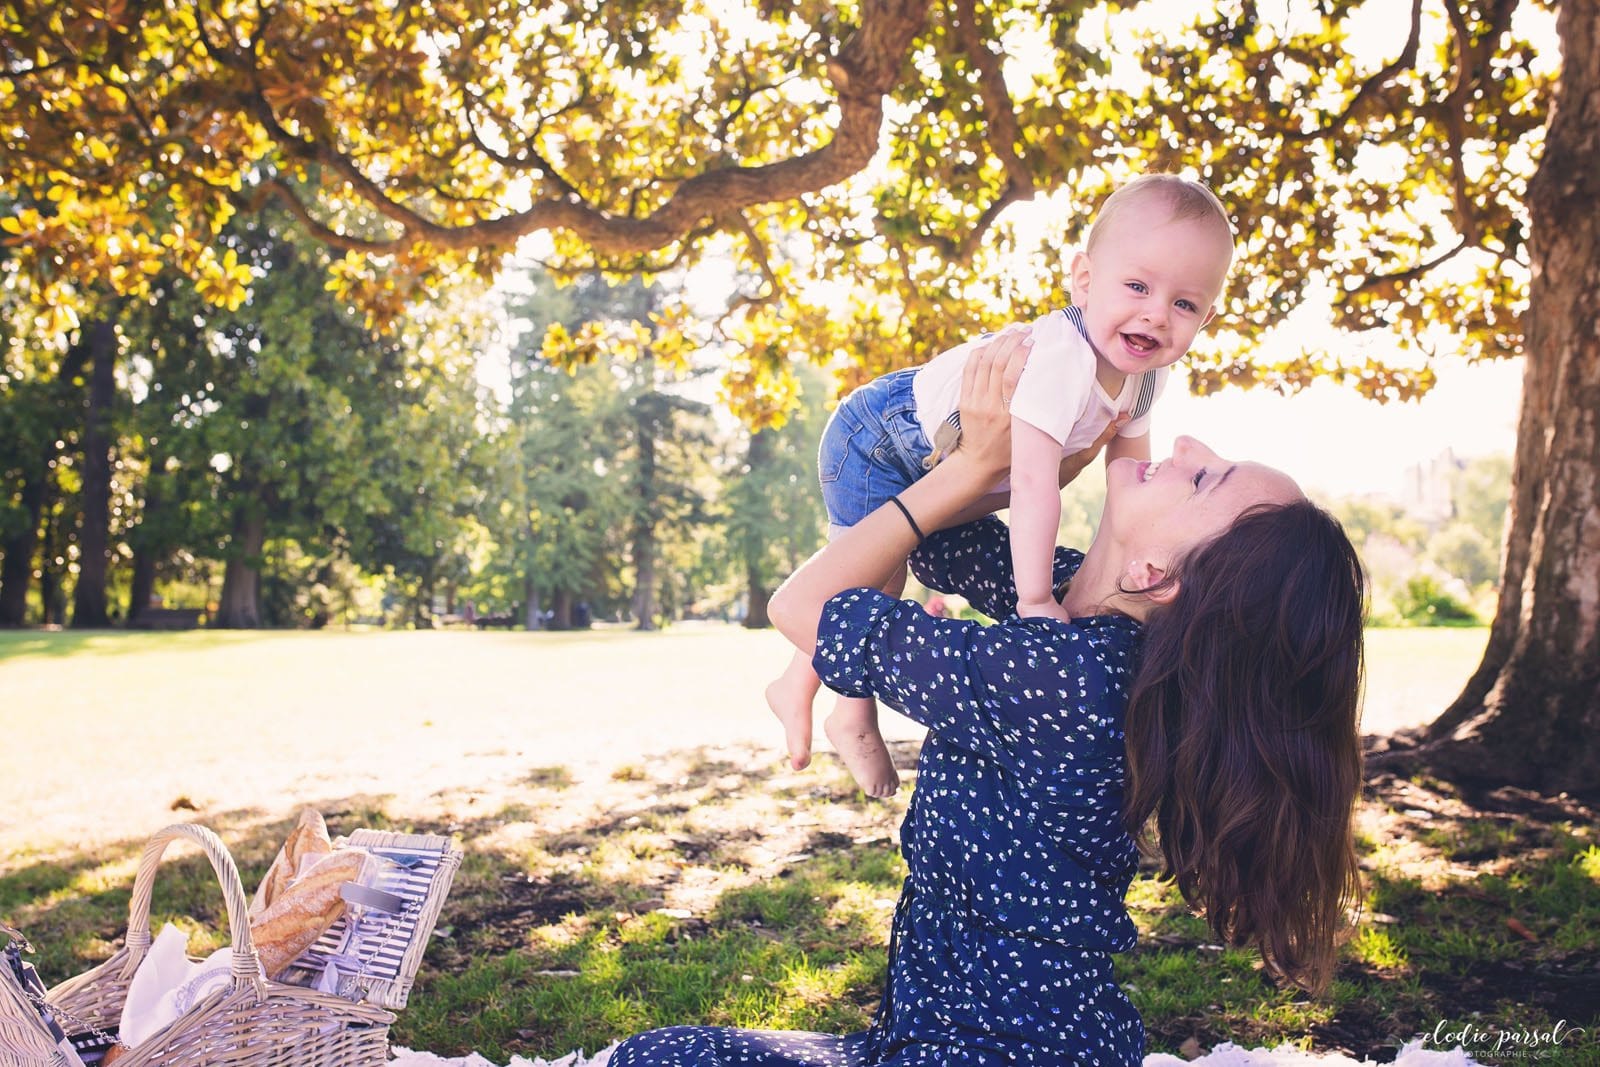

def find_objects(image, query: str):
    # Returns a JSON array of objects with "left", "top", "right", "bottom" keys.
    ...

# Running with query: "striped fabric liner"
[{"left": 281, "top": 839, "right": 453, "bottom": 998}]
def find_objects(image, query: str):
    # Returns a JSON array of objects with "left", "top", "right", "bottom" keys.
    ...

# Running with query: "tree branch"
[
  {"left": 193, "top": 0, "right": 251, "bottom": 72},
  {"left": 1283, "top": 0, "right": 1423, "bottom": 143},
  {"left": 1349, "top": 236, "right": 1471, "bottom": 294},
  {"left": 892, "top": 0, "right": 1035, "bottom": 262},
  {"left": 949, "top": 0, "right": 1032, "bottom": 197},
  {"left": 244, "top": 0, "right": 934, "bottom": 257},
  {"left": 251, "top": 177, "right": 406, "bottom": 254},
  {"left": 244, "top": 86, "right": 455, "bottom": 244},
  {"left": 461, "top": 88, "right": 587, "bottom": 206},
  {"left": 719, "top": 212, "right": 783, "bottom": 327},
  {"left": 1437, "top": 0, "right": 1518, "bottom": 245},
  {"left": 713, "top": 66, "right": 806, "bottom": 147}
]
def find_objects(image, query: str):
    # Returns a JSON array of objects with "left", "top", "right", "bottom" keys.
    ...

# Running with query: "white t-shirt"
[{"left": 911, "top": 307, "right": 1167, "bottom": 488}]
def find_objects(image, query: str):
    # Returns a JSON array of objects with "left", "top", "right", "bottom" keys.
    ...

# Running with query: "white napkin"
[{"left": 118, "top": 924, "right": 233, "bottom": 1048}]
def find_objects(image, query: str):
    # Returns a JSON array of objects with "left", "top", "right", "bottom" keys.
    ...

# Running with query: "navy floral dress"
[{"left": 608, "top": 518, "right": 1146, "bottom": 1066}]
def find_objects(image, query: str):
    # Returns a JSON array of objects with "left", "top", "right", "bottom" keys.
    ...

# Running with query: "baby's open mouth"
[{"left": 1122, "top": 333, "right": 1159, "bottom": 353}]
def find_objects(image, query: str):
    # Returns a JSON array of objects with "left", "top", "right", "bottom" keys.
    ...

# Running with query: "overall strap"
[{"left": 1128, "top": 372, "right": 1157, "bottom": 421}]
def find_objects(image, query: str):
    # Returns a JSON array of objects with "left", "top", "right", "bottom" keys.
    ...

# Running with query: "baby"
[{"left": 767, "top": 173, "right": 1236, "bottom": 796}]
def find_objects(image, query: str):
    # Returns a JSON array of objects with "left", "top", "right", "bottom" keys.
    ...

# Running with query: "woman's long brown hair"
[{"left": 1122, "top": 500, "right": 1366, "bottom": 994}]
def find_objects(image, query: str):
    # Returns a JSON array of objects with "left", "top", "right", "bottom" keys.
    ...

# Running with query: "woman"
[{"left": 609, "top": 329, "right": 1366, "bottom": 1065}]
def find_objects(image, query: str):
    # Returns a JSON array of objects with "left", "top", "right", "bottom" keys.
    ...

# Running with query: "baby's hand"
[{"left": 1016, "top": 597, "right": 1074, "bottom": 625}]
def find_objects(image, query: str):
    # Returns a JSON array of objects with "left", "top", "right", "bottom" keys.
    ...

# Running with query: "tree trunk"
[
  {"left": 38, "top": 491, "right": 67, "bottom": 627},
  {"left": 127, "top": 551, "right": 157, "bottom": 625},
  {"left": 414, "top": 573, "right": 434, "bottom": 629},
  {"left": 631, "top": 394, "right": 659, "bottom": 631},
  {"left": 126, "top": 472, "right": 165, "bottom": 625},
  {"left": 38, "top": 565, "right": 61, "bottom": 627},
  {"left": 2, "top": 336, "right": 90, "bottom": 626},
  {"left": 632, "top": 530, "right": 657, "bottom": 629},
  {"left": 739, "top": 428, "right": 777, "bottom": 630},
  {"left": 552, "top": 588, "right": 572, "bottom": 630},
  {"left": 1408, "top": 3, "right": 1600, "bottom": 795},
  {"left": 744, "top": 575, "right": 772, "bottom": 629},
  {"left": 70, "top": 318, "right": 117, "bottom": 628},
  {"left": 0, "top": 452, "right": 47, "bottom": 626},
  {"left": 214, "top": 507, "right": 266, "bottom": 628}
]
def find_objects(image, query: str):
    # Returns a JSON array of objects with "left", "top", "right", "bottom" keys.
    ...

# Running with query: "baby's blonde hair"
[{"left": 1086, "top": 174, "right": 1234, "bottom": 256}]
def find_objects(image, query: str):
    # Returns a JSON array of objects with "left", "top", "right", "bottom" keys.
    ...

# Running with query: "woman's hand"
[
  {"left": 953, "top": 324, "right": 1031, "bottom": 477},
  {"left": 769, "top": 323, "right": 1030, "bottom": 656}
]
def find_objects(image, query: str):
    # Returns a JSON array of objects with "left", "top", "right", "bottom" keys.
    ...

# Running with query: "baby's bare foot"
[
  {"left": 824, "top": 702, "right": 900, "bottom": 798},
  {"left": 766, "top": 677, "right": 815, "bottom": 770}
]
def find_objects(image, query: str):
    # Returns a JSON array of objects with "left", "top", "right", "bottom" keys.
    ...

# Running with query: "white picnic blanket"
[{"left": 389, "top": 1039, "right": 1478, "bottom": 1066}]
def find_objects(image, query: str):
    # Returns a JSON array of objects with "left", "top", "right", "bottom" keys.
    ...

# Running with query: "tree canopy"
[{"left": 1, "top": 0, "right": 1552, "bottom": 423}]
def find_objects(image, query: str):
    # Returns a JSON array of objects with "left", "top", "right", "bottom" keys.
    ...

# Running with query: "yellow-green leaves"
[{"left": 1, "top": 0, "right": 1556, "bottom": 418}]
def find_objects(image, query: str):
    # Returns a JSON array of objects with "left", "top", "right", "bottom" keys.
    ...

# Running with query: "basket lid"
[{"left": 275, "top": 830, "right": 463, "bottom": 1010}]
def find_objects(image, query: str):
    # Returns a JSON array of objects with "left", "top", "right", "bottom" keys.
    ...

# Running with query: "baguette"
[
  {"left": 250, "top": 808, "right": 333, "bottom": 919},
  {"left": 249, "top": 848, "right": 369, "bottom": 978}
]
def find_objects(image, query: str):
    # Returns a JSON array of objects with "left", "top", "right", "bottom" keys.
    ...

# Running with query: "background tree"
[
  {"left": 619, "top": 348, "right": 716, "bottom": 631},
  {"left": 102, "top": 212, "right": 491, "bottom": 628},
  {"left": 3, "top": 1, "right": 1588, "bottom": 788},
  {"left": 499, "top": 354, "right": 630, "bottom": 630},
  {"left": 500, "top": 270, "right": 720, "bottom": 629},
  {"left": 0, "top": 343, "right": 83, "bottom": 625},
  {"left": 118, "top": 280, "right": 217, "bottom": 624},
  {"left": 158, "top": 217, "right": 398, "bottom": 627},
  {"left": 338, "top": 289, "right": 497, "bottom": 629},
  {"left": 720, "top": 364, "right": 831, "bottom": 629}
]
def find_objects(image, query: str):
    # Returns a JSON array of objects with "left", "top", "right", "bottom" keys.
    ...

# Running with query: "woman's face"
[{"left": 1101, "top": 436, "right": 1303, "bottom": 565}]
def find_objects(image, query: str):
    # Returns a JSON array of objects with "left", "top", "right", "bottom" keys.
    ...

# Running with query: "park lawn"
[{"left": 2, "top": 626, "right": 1596, "bottom": 1063}]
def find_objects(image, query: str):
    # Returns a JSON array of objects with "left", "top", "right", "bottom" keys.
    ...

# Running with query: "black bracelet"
[{"left": 889, "top": 495, "right": 926, "bottom": 544}]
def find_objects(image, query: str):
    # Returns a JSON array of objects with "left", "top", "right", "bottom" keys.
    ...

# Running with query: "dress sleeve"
[
  {"left": 910, "top": 517, "right": 1082, "bottom": 622},
  {"left": 813, "top": 588, "right": 1102, "bottom": 768}
]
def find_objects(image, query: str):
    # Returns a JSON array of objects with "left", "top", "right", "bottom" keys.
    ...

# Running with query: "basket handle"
[{"left": 118, "top": 824, "right": 266, "bottom": 998}]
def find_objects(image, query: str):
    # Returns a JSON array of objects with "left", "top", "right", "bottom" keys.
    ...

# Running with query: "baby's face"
[{"left": 1070, "top": 202, "right": 1234, "bottom": 378}]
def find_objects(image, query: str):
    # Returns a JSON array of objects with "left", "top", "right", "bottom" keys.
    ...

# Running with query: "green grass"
[
  {"left": 1115, "top": 812, "right": 1600, "bottom": 1061},
  {"left": 403, "top": 844, "right": 899, "bottom": 1056},
  {"left": 1359, "top": 625, "right": 1488, "bottom": 735},
  {"left": 3, "top": 624, "right": 1596, "bottom": 1063},
  {"left": 0, "top": 627, "right": 279, "bottom": 662}
]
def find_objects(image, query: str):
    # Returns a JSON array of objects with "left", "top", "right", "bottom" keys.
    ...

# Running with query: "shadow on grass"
[{"left": 3, "top": 744, "right": 1597, "bottom": 1064}]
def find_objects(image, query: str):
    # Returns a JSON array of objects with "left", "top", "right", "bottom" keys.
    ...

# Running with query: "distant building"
[{"left": 1400, "top": 448, "right": 1465, "bottom": 525}]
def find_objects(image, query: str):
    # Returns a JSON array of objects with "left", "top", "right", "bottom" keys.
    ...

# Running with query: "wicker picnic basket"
[
  {"left": 0, "top": 946, "right": 64, "bottom": 1067},
  {"left": 44, "top": 823, "right": 394, "bottom": 1065},
  {"left": 1, "top": 820, "right": 461, "bottom": 1067}
]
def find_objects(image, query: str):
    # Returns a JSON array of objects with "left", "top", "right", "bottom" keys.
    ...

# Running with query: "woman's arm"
[{"left": 768, "top": 327, "right": 1029, "bottom": 655}]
